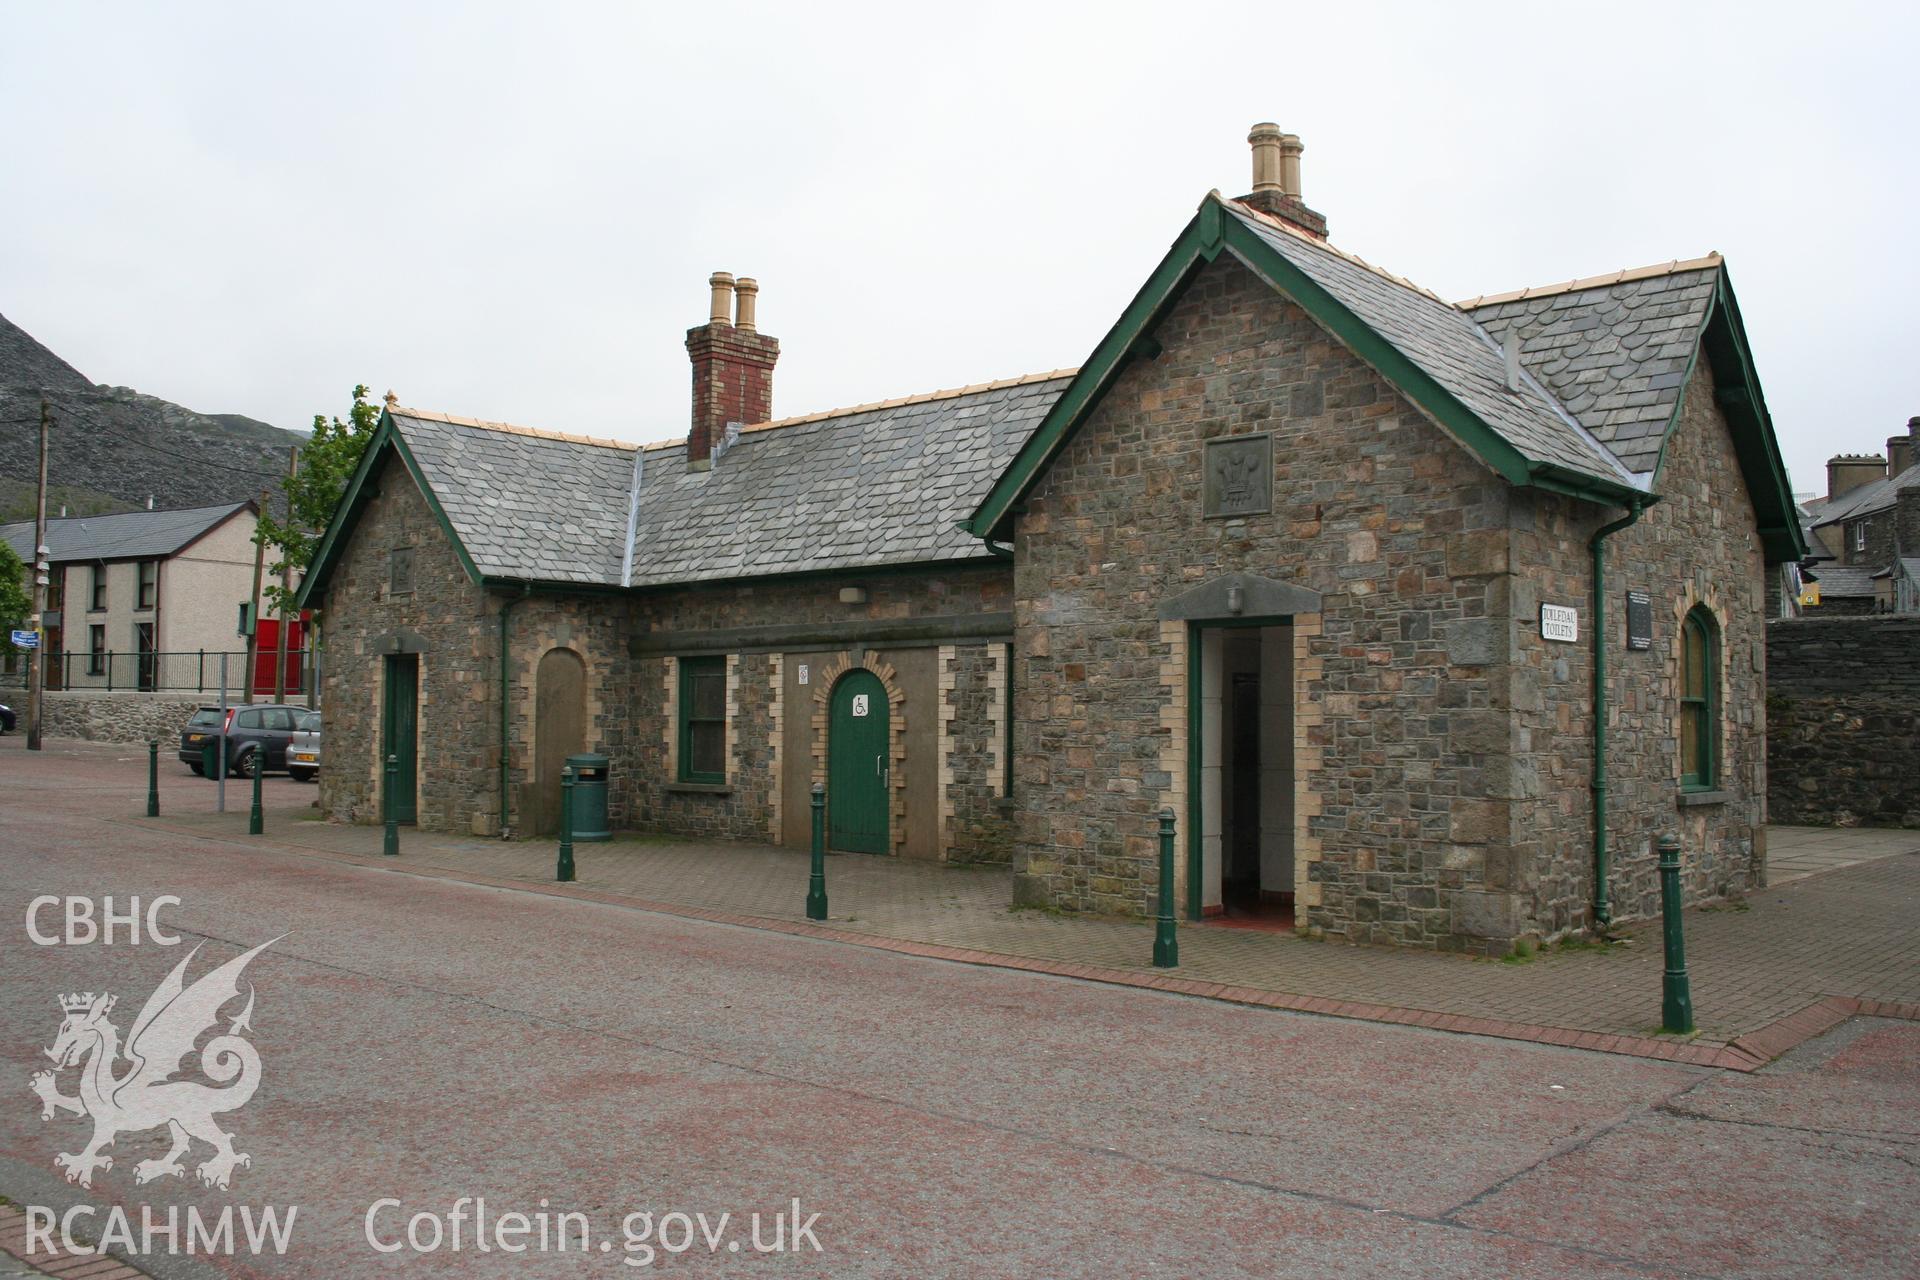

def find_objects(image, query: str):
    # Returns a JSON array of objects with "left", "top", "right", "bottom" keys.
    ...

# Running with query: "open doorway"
[{"left": 1196, "top": 624, "right": 1293, "bottom": 929}]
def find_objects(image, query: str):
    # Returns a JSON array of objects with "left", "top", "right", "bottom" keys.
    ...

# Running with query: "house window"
[
  {"left": 1680, "top": 606, "right": 1718, "bottom": 789},
  {"left": 90, "top": 565, "right": 107, "bottom": 612},
  {"left": 88, "top": 624, "right": 106, "bottom": 676},
  {"left": 137, "top": 560, "right": 158, "bottom": 610},
  {"left": 46, "top": 569, "right": 63, "bottom": 611},
  {"left": 1852, "top": 522, "right": 1866, "bottom": 553},
  {"left": 677, "top": 656, "right": 727, "bottom": 783}
]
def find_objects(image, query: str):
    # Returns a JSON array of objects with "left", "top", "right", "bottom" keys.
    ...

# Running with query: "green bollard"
[
  {"left": 248, "top": 758, "right": 264, "bottom": 835},
  {"left": 382, "top": 753, "right": 400, "bottom": 857},
  {"left": 1658, "top": 833, "right": 1695, "bottom": 1034},
  {"left": 146, "top": 740, "right": 160, "bottom": 818},
  {"left": 557, "top": 765, "right": 577, "bottom": 883},
  {"left": 1153, "top": 807, "right": 1179, "bottom": 968},
  {"left": 806, "top": 782, "right": 828, "bottom": 921}
]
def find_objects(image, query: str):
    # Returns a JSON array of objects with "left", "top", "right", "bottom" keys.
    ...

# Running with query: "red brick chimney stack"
[{"left": 686, "top": 271, "right": 779, "bottom": 472}]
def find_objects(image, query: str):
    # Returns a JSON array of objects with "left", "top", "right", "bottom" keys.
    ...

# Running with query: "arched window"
[{"left": 1680, "top": 606, "right": 1718, "bottom": 789}]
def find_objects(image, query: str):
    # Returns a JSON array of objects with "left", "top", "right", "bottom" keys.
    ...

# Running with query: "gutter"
[
  {"left": 1589, "top": 498, "right": 1644, "bottom": 929},
  {"left": 497, "top": 582, "right": 532, "bottom": 837}
]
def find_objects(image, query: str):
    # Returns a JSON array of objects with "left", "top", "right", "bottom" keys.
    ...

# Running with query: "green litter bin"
[
  {"left": 202, "top": 740, "right": 220, "bottom": 778},
  {"left": 565, "top": 752, "right": 611, "bottom": 842}
]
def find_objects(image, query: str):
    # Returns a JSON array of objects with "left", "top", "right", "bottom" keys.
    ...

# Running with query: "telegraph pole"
[
  {"left": 272, "top": 447, "right": 297, "bottom": 703},
  {"left": 26, "top": 398, "right": 50, "bottom": 751},
  {"left": 242, "top": 487, "right": 268, "bottom": 704}
]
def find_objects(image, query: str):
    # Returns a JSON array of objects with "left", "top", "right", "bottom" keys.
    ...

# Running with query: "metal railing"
[{"left": 16, "top": 649, "right": 315, "bottom": 697}]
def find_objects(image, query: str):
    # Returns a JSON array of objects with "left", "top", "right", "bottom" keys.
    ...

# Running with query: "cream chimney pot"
[
  {"left": 707, "top": 272, "right": 736, "bottom": 327},
  {"left": 1248, "top": 122, "right": 1284, "bottom": 193},
  {"left": 1278, "top": 133, "right": 1304, "bottom": 199},
  {"left": 734, "top": 277, "right": 759, "bottom": 333}
]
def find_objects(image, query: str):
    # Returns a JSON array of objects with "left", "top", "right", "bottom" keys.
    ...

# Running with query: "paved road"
[{"left": 1, "top": 742, "right": 1914, "bottom": 1277}]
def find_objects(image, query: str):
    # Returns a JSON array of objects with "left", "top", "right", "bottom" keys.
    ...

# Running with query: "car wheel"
[
  {"left": 188, "top": 762, "right": 205, "bottom": 777},
  {"left": 231, "top": 748, "right": 256, "bottom": 779},
  {"left": 289, "top": 768, "right": 315, "bottom": 783}
]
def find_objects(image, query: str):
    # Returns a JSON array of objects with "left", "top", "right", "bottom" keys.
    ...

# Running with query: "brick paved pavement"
[
  {"left": 0, "top": 1202, "right": 153, "bottom": 1279},
  {"left": 116, "top": 776, "right": 1920, "bottom": 1060}
]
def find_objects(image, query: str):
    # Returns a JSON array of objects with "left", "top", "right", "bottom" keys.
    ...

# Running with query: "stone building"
[
  {"left": 1797, "top": 416, "right": 1920, "bottom": 613},
  {"left": 300, "top": 125, "right": 1804, "bottom": 952}
]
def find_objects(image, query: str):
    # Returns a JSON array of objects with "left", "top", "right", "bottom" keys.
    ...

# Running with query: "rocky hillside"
[{"left": 0, "top": 311, "right": 306, "bottom": 522}]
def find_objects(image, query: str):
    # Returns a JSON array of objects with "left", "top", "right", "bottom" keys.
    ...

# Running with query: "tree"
[
  {"left": 255, "top": 384, "right": 380, "bottom": 615},
  {"left": 0, "top": 540, "right": 30, "bottom": 653}
]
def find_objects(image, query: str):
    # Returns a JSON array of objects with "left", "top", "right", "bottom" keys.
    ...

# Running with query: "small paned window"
[
  {"left": 137, "top": 560, "right": 158, "bottom": 610},
  {"left": 46, "top": 569, "right": 63, "bottom": 611},
  {"left": 88, "top": 624, "right": 106, "bottom": 675},
  {"left": 90, "top": 565, "right": 107, "bottom": 611},
  {"left": 1680, "top": 606, "right": 1718, "bottom": 789},
  {"left": 677, "top": 657, "right": 727, "bottom": 784},
  {"left": 1852, "top": 522, "right": 1867, "bottom": 553}
]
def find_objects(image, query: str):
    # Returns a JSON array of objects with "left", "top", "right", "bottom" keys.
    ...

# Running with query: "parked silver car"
[{"left": 287, "top": 710, "right": 321, "bottom": 783}]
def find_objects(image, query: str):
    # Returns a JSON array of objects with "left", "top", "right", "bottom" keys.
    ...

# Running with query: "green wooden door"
[
  {"left": 383, "top": 654, "right": 419, "bottom": 824},
  {"left": 828, "top": 670, "right": 889, "bottom": 854}
]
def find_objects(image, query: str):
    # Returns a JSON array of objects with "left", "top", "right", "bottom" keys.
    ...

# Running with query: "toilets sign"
[{"left": 1540, "top": 604, "right": 1579, "bottom": 643}]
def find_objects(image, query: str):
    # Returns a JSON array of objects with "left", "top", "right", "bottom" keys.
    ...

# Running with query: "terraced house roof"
[{"left": 1, "top": 501, "right": 251, "bottom": 564}]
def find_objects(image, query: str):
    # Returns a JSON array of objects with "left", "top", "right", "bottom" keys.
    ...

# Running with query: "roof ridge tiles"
[
  {"left": 1223, "top": 199, "right": 1448, "bottom": 304},
  {"left": 1457, "top": 254, "right": 1723, "bottom": 309},
  {"left": 392, "top": 406, "right": 639, "bottom": 453},
  {"left": 732, "top": 367, "right": 1079, "bottom": 437}
]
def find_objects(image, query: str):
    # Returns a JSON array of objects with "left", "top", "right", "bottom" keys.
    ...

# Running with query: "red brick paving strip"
[
  {"left": 126, "top": 817, "right": 1920, "bottom": 1072},
  {"left": 0, "top": 1205, "right": 153, "bottom": 1279}
]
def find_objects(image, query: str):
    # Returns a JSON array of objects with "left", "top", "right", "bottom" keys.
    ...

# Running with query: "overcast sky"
[{"left": 3, "top": 1, "right": 1914, "bottom": 500}]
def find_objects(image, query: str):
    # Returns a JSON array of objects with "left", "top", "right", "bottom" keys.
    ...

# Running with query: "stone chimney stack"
[
  {"left": 1826, "top": 453, "right": 1887, "bottom": 502},
  {"left": 1237, "top": 123, "right": 1327, "bottom": 239},
  {"left": 1888, "top": 417, "right": 1919, "bottom": 478},
  {"left": 686, "top": 271, "right": 779, "bottom": 472}
]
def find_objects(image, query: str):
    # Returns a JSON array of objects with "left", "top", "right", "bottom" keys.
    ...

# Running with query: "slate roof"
[
  {"left": 1807, "top": 564, "right": 1876, "bottom": 598},
  {"left": 623, "top": 376, "right": 1067, "bottom": 586},
  {"left": 391, "top": 411, "right": 635, "bottom": 585},
  {"left": 389, "top": 373, "right": 1070, "bottom": 588},
  {"left": 1228, "top": 205, "right": 1643, "bottom": 490},
  {"left": 1463, "top": 262, "right": 1720, "bottom": 476},
  {"left": 0, "top": 501, "right": 249, "bottom": 564},
  {"left": 1804, "top": 465, "right": 1920, "bottom": 528}
]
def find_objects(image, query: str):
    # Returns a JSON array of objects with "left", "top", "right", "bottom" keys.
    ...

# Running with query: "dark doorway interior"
[{"left": 1214, "top": 629, "right": 1293, "bottom": 930}]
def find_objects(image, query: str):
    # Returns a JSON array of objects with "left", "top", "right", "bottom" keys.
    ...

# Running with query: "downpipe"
[
  {"left": 498, "top": 583, "right": 532, "bottom": 837},
  {"left": 1589, "top": 499, "right": 1643, "bottom": 930}
]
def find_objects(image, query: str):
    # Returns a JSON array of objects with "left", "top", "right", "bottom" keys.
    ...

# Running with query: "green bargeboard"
[{"left": 828, "top": 670, "right": 889, "bottom": 854}]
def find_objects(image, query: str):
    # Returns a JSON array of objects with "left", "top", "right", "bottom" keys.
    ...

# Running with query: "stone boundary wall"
[
  {"left": 39, "top": 691, "right": 208, "bottom": 744},
  {"left": 1767, "top": 615, "right": 1920, "bottom": 828}
]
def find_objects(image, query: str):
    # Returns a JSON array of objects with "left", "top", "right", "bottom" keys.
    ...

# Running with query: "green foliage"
[
  {"left": 255, "top": 385, "right": 379, "bottom": 615},
  {"left": 0, "top": 540, "right": 30, "bottom": 652}
]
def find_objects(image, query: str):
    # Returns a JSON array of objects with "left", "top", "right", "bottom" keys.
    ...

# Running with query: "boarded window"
[
  {"left": 678, "top": 656, "right": 727, "bottom": 784},
  {"left": 389, "top": 546, "right": 416, "bottom": 595}
]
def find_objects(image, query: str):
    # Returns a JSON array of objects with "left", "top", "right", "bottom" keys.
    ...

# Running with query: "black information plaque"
[{"left": 1626, "top": 590, "right": 1652, "bottom": 651}]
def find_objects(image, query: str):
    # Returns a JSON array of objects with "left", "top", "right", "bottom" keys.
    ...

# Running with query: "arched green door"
[{"left": 828, "top": 670, "right": 889, "bottom": 854}]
